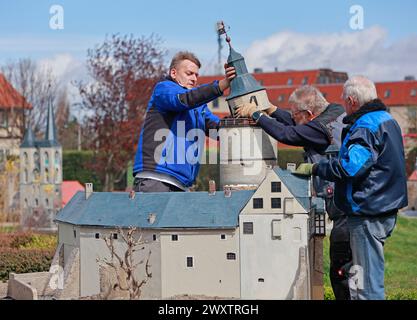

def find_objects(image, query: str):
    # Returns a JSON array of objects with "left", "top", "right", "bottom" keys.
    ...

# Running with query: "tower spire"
[{"left": 45, "top": 97, "right": 59, "bottom": 146}]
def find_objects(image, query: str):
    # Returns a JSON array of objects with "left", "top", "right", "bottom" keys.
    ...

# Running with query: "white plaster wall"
[
  {"left": 78, "top": 227, "right": 161, "bottom": 299},
  {"left": 239, "top": 214, "right": 309, "bottom": 299},
  {"left": 241, "top": 169, "right": 308, "bottom": 215},
  {"left": 160, "top": 229, "right": 240, "bottom": 299}
]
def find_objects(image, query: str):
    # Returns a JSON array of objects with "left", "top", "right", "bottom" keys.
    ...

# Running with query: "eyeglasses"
[{"left": 291, "top": 109, "right": 312, "bottom": 117}]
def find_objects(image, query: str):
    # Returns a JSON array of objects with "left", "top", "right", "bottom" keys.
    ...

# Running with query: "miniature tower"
[
  {"left": 19, "top": 99, "right": 62, "bottom": 231},
  {"left": 217, "top": 22, "right": 277, "bottom": 188},
  {"left": 217, "top": 21, "right": 270, "bottom": 117}
]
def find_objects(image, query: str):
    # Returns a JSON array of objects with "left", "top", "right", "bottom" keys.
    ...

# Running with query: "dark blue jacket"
[
  {"left": 315, "top": 99, "right": 408, "bottom": 216},
  {"left": 133, "top": 78, "right": 221, "bottom": 187}
]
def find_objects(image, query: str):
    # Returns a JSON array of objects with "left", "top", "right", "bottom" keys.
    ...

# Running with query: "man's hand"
[
  {"left": 235, "top": 102, "right": 258, "bottom": 118},
  {"left": 265, "top": 102, "right": 278, "bottom": 115},
  {"left": 293, "top": 163, "right": 315, "bottom": 176},
  {"left": 219, "top": 64, "right": 236, "bottom": 92}
]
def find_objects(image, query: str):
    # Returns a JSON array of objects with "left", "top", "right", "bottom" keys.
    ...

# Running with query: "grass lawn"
[{"left": 323, "top": 215, "right": 417, "bottom": 299}]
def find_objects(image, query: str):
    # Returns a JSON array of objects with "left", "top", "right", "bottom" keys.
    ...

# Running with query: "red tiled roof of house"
[
  {"left": 200, "top": 70, "right": 417, "bottom": 110},
  {"left": 62, "top": 180, "right": 85, "bottom": 207},
  {"left": 409, "top": 170, "right": 417, "bottom": 181},
  {"left": 0, "top": 73, "right": 31, "bottom": 109}
]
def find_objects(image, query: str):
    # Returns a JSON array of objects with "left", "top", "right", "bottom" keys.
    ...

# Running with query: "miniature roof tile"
[{"left": 55, "top": 190, "right": 255, "bottom": 229}]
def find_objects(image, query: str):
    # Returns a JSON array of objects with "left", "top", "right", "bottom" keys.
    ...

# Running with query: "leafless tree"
[
  {"left": 76, "top": 34, "right": 166, "bottom": 191},
  {"left": 99, "top": 227, "right": 152, "bottom": 300},
  {"left": 1, "top": 58, "right": 58, "bottom": 138}
]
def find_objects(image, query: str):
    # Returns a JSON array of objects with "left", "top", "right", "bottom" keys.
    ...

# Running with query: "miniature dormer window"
[
  {"left": 271, "top": 182, "right": 281, "bottom": 193},
  {"left": 271, "top": 198, "right": 282, "bottom": 209},
  {"left": 253, "top": 198, "right": 263, "bottom": 209}
]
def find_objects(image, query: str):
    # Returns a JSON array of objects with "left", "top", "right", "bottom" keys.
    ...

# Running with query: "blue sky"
[{"left": 0, "top": 0, "right": 416, "bottom": 81}]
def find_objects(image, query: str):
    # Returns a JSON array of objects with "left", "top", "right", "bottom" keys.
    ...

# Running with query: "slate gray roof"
[
  {"left": 273, "top": 167, "right": 311, "bottom": 211},
  {"left": 55, "top": 190, "right": 255, "bottom": 229}
]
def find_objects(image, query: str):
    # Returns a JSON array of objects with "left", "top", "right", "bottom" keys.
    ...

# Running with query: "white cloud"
[{"left": 244, "top": 26, "right": 417, "bottom": 81}]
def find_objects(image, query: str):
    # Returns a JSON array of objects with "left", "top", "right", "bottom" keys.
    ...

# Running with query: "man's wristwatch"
[{"left": 252, "top": 111, "right": 264, "bottom": 123}]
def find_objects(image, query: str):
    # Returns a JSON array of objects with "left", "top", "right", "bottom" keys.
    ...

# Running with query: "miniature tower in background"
[{"left": 19, "top": 99, "right": 62, "bottom": 231}]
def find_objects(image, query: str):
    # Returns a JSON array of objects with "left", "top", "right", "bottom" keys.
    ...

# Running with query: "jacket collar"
[{"left": 343, "top": 99, "right": 387, "bottom": 124}]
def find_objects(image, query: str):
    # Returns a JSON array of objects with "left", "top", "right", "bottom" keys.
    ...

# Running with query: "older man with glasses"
[{"left": 236, "top": 85, "right": 352, "bottom": 300}]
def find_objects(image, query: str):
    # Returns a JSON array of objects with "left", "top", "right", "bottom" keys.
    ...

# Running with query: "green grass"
[{"left": 323, "top": 215, "right": 417, "bottom": 299}]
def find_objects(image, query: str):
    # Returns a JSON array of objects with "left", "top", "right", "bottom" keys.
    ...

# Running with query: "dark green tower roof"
[
  {"left": 20, "top": 126, "right": 36, "bottom": 148},
  {"left": 225, "top": 46, "right": 264, "bottom": 101}
]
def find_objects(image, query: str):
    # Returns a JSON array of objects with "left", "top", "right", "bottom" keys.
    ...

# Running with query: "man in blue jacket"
[
  {"left": 237, "top": 85, "right": 352, "bottom": 300},
  {"left": 295, "top": 76, "right": 408, "bottom": 299},
  {"left": 132, "top": 51, "right": 235, "bottom": 192}
]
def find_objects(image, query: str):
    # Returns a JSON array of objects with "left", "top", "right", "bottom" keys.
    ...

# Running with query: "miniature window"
[
  {"left": 113, "top": 233, "right": 118, "bottom": 240},
  {"left": 271, "top": 182, "right": 281, "bottom": 193},
  {"left": 153, "top": 234, "right": 157, "bottom": 241},
  {"left": 44, "top": 152, "right": 49, "bottom": 167},
  {"left": 226, "top": 253, "right": 236, "bottom": 260},
  {"left": 35, "top": 198, "right": 39, "bottom": 207},
  {"left": 253, "top": 198, "right": 263, "bottom": 209},
  {"left": 24, "top": 169, "right": 28, "bottom": 183},
  {"left": 278, "top": 94, "right": 285, "bottom": 102},
  {"left": 220, "top": 234, "right": 226, "bottom": 240},
  {"left": 243, "top": 222, "right": 254, "bottom": 234},
  {"left": 287, "top": 78, "right": 293, "bottom": 85},
  {"left": 24, "top": 199, "right": 28, "bottom": 208},
  {"left": 73, "top": 230, "right": 76, "bottom": 238},
  {"left": 45, "top": 168, "right": 49, "bottom": 183},
  {"left": 23, "top": 152, "right": 28, "bottom": 165},
  {"left": 45, "top": 198, "right": 49, "bottom": 207},
  {"left": 172, "top": 234, "right": 178, "bottom": 241},
  {"left": 258, "top": 278, "right": 265, "bottom": 283},
  {"left": 411, "top": 89, "right": 417, "bottom": 97},
  {"left": 0, "top": 111, "right": 7, "bottom": 128},
  {"left": 271, "top": 198, "right": 282, "bottom": 209},
  {"left": 384, "top": 90, "right": 391, "bottom": 98},
  {"left": 95, "top": 233, "right": 100, "bottom": 239},
  {"left": 186, "top": 257, "right": 193, "bottom": 268}
]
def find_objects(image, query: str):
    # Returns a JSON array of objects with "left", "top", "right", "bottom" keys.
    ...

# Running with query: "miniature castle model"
[
  {"left": 19, "top": 100, "right": 62, "bottom": 231},
  {"left": 51, "top": 168, "right": 323, "bottom": 299}
]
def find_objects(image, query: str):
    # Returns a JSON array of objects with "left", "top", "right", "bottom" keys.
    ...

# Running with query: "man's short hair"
[
  {"left": 343, "top": 76, "right": 377, "bottom": 106},
  {"left": 288, "top": 85, "right": 329, "bottom": 114},
  {"left": 169, "top": 51, "right": 201, "bottom": 70}
]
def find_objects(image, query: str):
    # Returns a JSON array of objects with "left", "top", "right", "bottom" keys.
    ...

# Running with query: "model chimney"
[
  {"left": 85, "top": 183, "right": 93, "bottom": 200},
  {"left": 224, "top": 186, "right": 232, "bottom": 198},
  {"left": 209, "top": 180, "right": 216, "bottom": 195}
]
